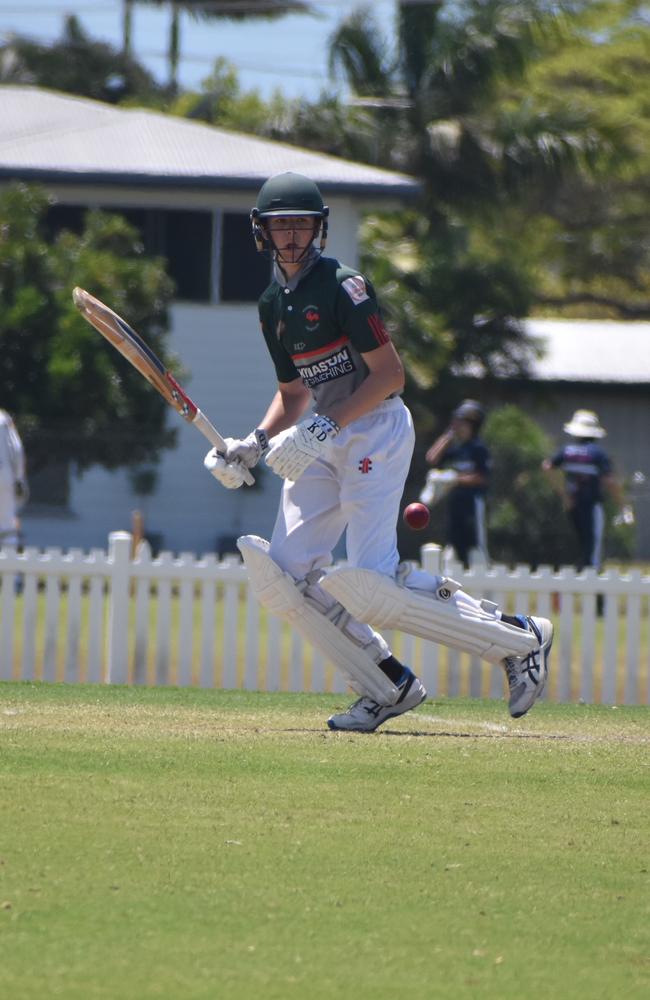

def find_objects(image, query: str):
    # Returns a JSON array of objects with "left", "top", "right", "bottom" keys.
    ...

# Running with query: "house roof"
[
  {"left": 525, "top": 319, "right": 650, "bottom": 384},
  {"left": 0, "top": 85, "right": 420, "bottom": 198}
]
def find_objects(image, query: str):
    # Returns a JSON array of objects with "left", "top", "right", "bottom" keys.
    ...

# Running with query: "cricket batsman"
[{"left": 204, "top": 172, "right": 553, "bottom": 731}]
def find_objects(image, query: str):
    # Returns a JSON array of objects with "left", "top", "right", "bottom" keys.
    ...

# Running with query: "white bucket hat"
[{"left": 563, "top": 409, "right": 606, "bottom": 438}]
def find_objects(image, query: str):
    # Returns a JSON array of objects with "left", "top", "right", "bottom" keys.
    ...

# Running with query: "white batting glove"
[
  {"left": 613, "top": 504, "right": 635, "bottom": 527},
  {"left": 224, "top": 428, "right": 269, "bottom": 470},
  {"left": 419, "top": 469, "right": 458, "bottom": 505},
  {"left": 266, "top": 415, "right": 340, "bottom": 481},
  {"left": 204, "top": 449, "right": 249, "bottom": 490}
]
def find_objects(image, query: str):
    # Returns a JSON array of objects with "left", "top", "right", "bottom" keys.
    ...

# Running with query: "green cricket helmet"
[{"left": 250, "top": 172, "right": 329, "bottom": 256}]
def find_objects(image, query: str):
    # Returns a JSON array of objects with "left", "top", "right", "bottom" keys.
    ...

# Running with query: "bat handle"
[{"left": 193, "top": 410, "right": 255, "bottom": 487}]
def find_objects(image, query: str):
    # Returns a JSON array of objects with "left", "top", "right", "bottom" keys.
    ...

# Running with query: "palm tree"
[
  {"left": 124, "top": 1, "right": 314, "bottom": 94},
  {"left": 329, "top": 1, "right": 601, "bottom": 210},
  {"left": 327, "top": 1, "right": 615, "bottom": 411}
]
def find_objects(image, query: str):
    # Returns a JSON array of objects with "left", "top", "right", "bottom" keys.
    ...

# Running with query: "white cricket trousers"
[
  {"left": 270, "top": 397, "right": 414, "bottom": 579},
  {"left": 268, "top": 398, "right": 415, "bottom": 660}
]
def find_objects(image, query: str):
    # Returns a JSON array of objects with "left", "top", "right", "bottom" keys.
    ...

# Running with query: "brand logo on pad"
[{"left": 358, "top": 457, "right": 373, "bottom": 474}]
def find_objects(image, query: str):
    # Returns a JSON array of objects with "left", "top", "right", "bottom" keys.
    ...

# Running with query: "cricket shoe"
[
  {"left": 502, "top": 616, "right": 553, "bottom": 718},
  {"left": 327, "top": 668, "right": 427, "bottom": 733}
]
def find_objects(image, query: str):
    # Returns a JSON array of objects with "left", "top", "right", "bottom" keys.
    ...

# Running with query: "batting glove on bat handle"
[
  {"left": 204, "top": 449, "right": 253, "bottom": 490},
  {"left": 224, "top": 428, "right": 269, "bottom": 469}
]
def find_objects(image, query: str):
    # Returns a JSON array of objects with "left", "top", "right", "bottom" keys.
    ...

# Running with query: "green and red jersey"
[{"left": 258, "top": 256, "right": 392, "bottom": 413}]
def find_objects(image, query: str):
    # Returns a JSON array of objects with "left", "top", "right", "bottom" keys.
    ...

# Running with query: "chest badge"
[
  {"left": 303, "top": 304, "right": 320, "bottom": 332},
  {"left": 358, "top": 457, "right": 373, "bottom": 474}
]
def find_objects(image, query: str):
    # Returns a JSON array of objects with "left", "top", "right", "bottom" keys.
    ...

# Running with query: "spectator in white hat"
[{"left": 542, "top": 409, "right": 630, "bottom": 570}]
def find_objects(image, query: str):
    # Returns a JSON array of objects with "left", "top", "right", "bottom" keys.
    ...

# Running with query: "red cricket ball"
[{"left": 403, "top": 502, "right": 430, "bottom": 531}]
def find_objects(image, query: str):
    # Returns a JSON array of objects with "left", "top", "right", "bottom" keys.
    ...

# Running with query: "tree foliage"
[
  {"left": 504, "top": 0, "right": 650, "bottom": 317},
  {"left": 325, "top": 1, "right": 592, "bottom": 413},
  {"left": 0, "top": 184, "right": 176, "bottom": 476},
  {"left": 0, "top": 15, "right": 162, "bottom": 104},
  {"left": 129, "top": 0, "right": 314, "bottom": 94},
  {"left": 483, "top": 405, "right": 575, "bottom": 567}
]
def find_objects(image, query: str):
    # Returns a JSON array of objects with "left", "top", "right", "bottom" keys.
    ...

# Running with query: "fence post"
[
  {"left": 107, "top": 531, "right": 132, "bottom": 684},
  {"left": 421, "top": 543, "right": 442, "bottom": 576}
]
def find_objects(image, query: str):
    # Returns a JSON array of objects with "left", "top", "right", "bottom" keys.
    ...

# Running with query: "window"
[
  {"left": 118, "top": 208, "right": 212, "bottom": 302},
  {"left": 220, "top": 212, "right": 270, "bottom": 302},
  {"left": 165, "top": 210, "right": 213, "bottom": 302},
  {"left": 43, "top": 204, "right": 86, "bottom": 238},
  {"left": 44, "top": 204, "right": 269, "bottom": 304}
]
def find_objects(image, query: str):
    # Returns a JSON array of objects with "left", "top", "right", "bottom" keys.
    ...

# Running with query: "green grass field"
[{"left": 1, "top": 683, "right": 648, "bottom": 1000}]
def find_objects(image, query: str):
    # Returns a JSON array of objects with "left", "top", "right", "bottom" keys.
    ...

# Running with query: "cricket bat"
[{"left": 72, "top": 287, "right": 254, "bottom": 485}]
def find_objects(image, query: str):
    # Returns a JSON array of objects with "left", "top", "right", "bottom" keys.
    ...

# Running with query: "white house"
[{"left": 0, "top": 86, "right": 420, "bottom": 554}]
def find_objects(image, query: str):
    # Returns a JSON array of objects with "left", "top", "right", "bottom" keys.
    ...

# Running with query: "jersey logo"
[
  {"left": 302, "top": 305, "right": 320, "bottom": 332},
  {"left": 294, "top": 342, "right": 306, "bottom": 351},
  {"left": 358, "top": 457, "right": 373, "bottom": 474},
  {"left": 342, "top": 275, "right": 370, "bottom": 305},
  {"left": 296, "top": 346, "right": 356, "bottom": 388}
]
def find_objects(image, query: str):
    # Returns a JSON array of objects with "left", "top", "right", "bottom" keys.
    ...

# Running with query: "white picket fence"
[{"left": 1, "top": 531, "right": 649, "bottom": 705}]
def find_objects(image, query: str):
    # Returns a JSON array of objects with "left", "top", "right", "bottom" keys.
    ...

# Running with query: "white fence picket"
[
  {"left": 65, "top": 563, "right": 83, "bottom": 685},
  {"left": 155, "top": 553, "right": 174, "bottom": 686},
  {"left": 625, "top": 574, "right": 642, "bottom": 704},
  {"left": 133, "top": 573, "right": 149, "bottom": 686},
  {"left": 601, "top": 589, "right": 619, "bottom": 704},
  {"left": 0, "top": 556, "right": 16, "bottom": 679},
  {"left": 177, "top": 571, "right": 194, "bottom": 687},
  {"left": 200, "top": 575, "right": 217, "bottom": 689},
  {"left": 580, "top": 570, "right": 598, "bottom": 704},
  {"left": 43, "top": 570, "right": 60, "bottom": 682},
  {"left": 21, "top": 570, "right": 38, "bottom": 681},
  {"left": 220, "top": 574, "right": 237, "bottom": 689},
  {"left": 1, "top": 533, "right": 649, "bottom": 706},
  {"left": 87, "top": 571, "right": 104, "bottom": 684},
  {"left": 107, "top": 533, "right": 131, "bottom": 684},
  {"left": 244, "top": 588, "right": 260, "bottom": 691}
]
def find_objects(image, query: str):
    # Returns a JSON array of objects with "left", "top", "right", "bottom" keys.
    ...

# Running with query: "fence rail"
[{"left": 1, "top": 532, "right": 649, "bottom": 706}]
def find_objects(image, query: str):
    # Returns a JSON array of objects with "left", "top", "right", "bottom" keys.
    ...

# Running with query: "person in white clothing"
[
  {"left": 204, "top": 173, "right": 553, "bottom": 731},
  {"left": 0, "top": 409, "right": 28, "bottom": 547}
]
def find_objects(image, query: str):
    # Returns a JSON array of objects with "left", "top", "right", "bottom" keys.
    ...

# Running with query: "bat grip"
[{"left": 193, "top": 410, "right": 255, "bottom": 487}]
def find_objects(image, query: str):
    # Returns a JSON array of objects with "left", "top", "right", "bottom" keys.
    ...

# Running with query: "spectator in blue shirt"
[
  {"left": 424, "top": 400, "right": 491, "bottom": 568},
  {"left": 542, "top": 409, "right": 629, "bottom": 570}
]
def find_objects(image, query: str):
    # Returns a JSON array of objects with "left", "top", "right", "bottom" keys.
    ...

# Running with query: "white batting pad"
[
  {"left": 237, "top": 535, "right": 399, "bottom": 703},
  {"left": 321, "top": 568, "right": 537, "bottom": 665}
]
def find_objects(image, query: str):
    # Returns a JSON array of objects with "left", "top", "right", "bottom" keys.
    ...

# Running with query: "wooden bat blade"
[
  {"left": 72, "top": 287, "right": 187, "bottom": 415},
  {"left": 72, "top": 287, "right": 255, "bottom": 486}
]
